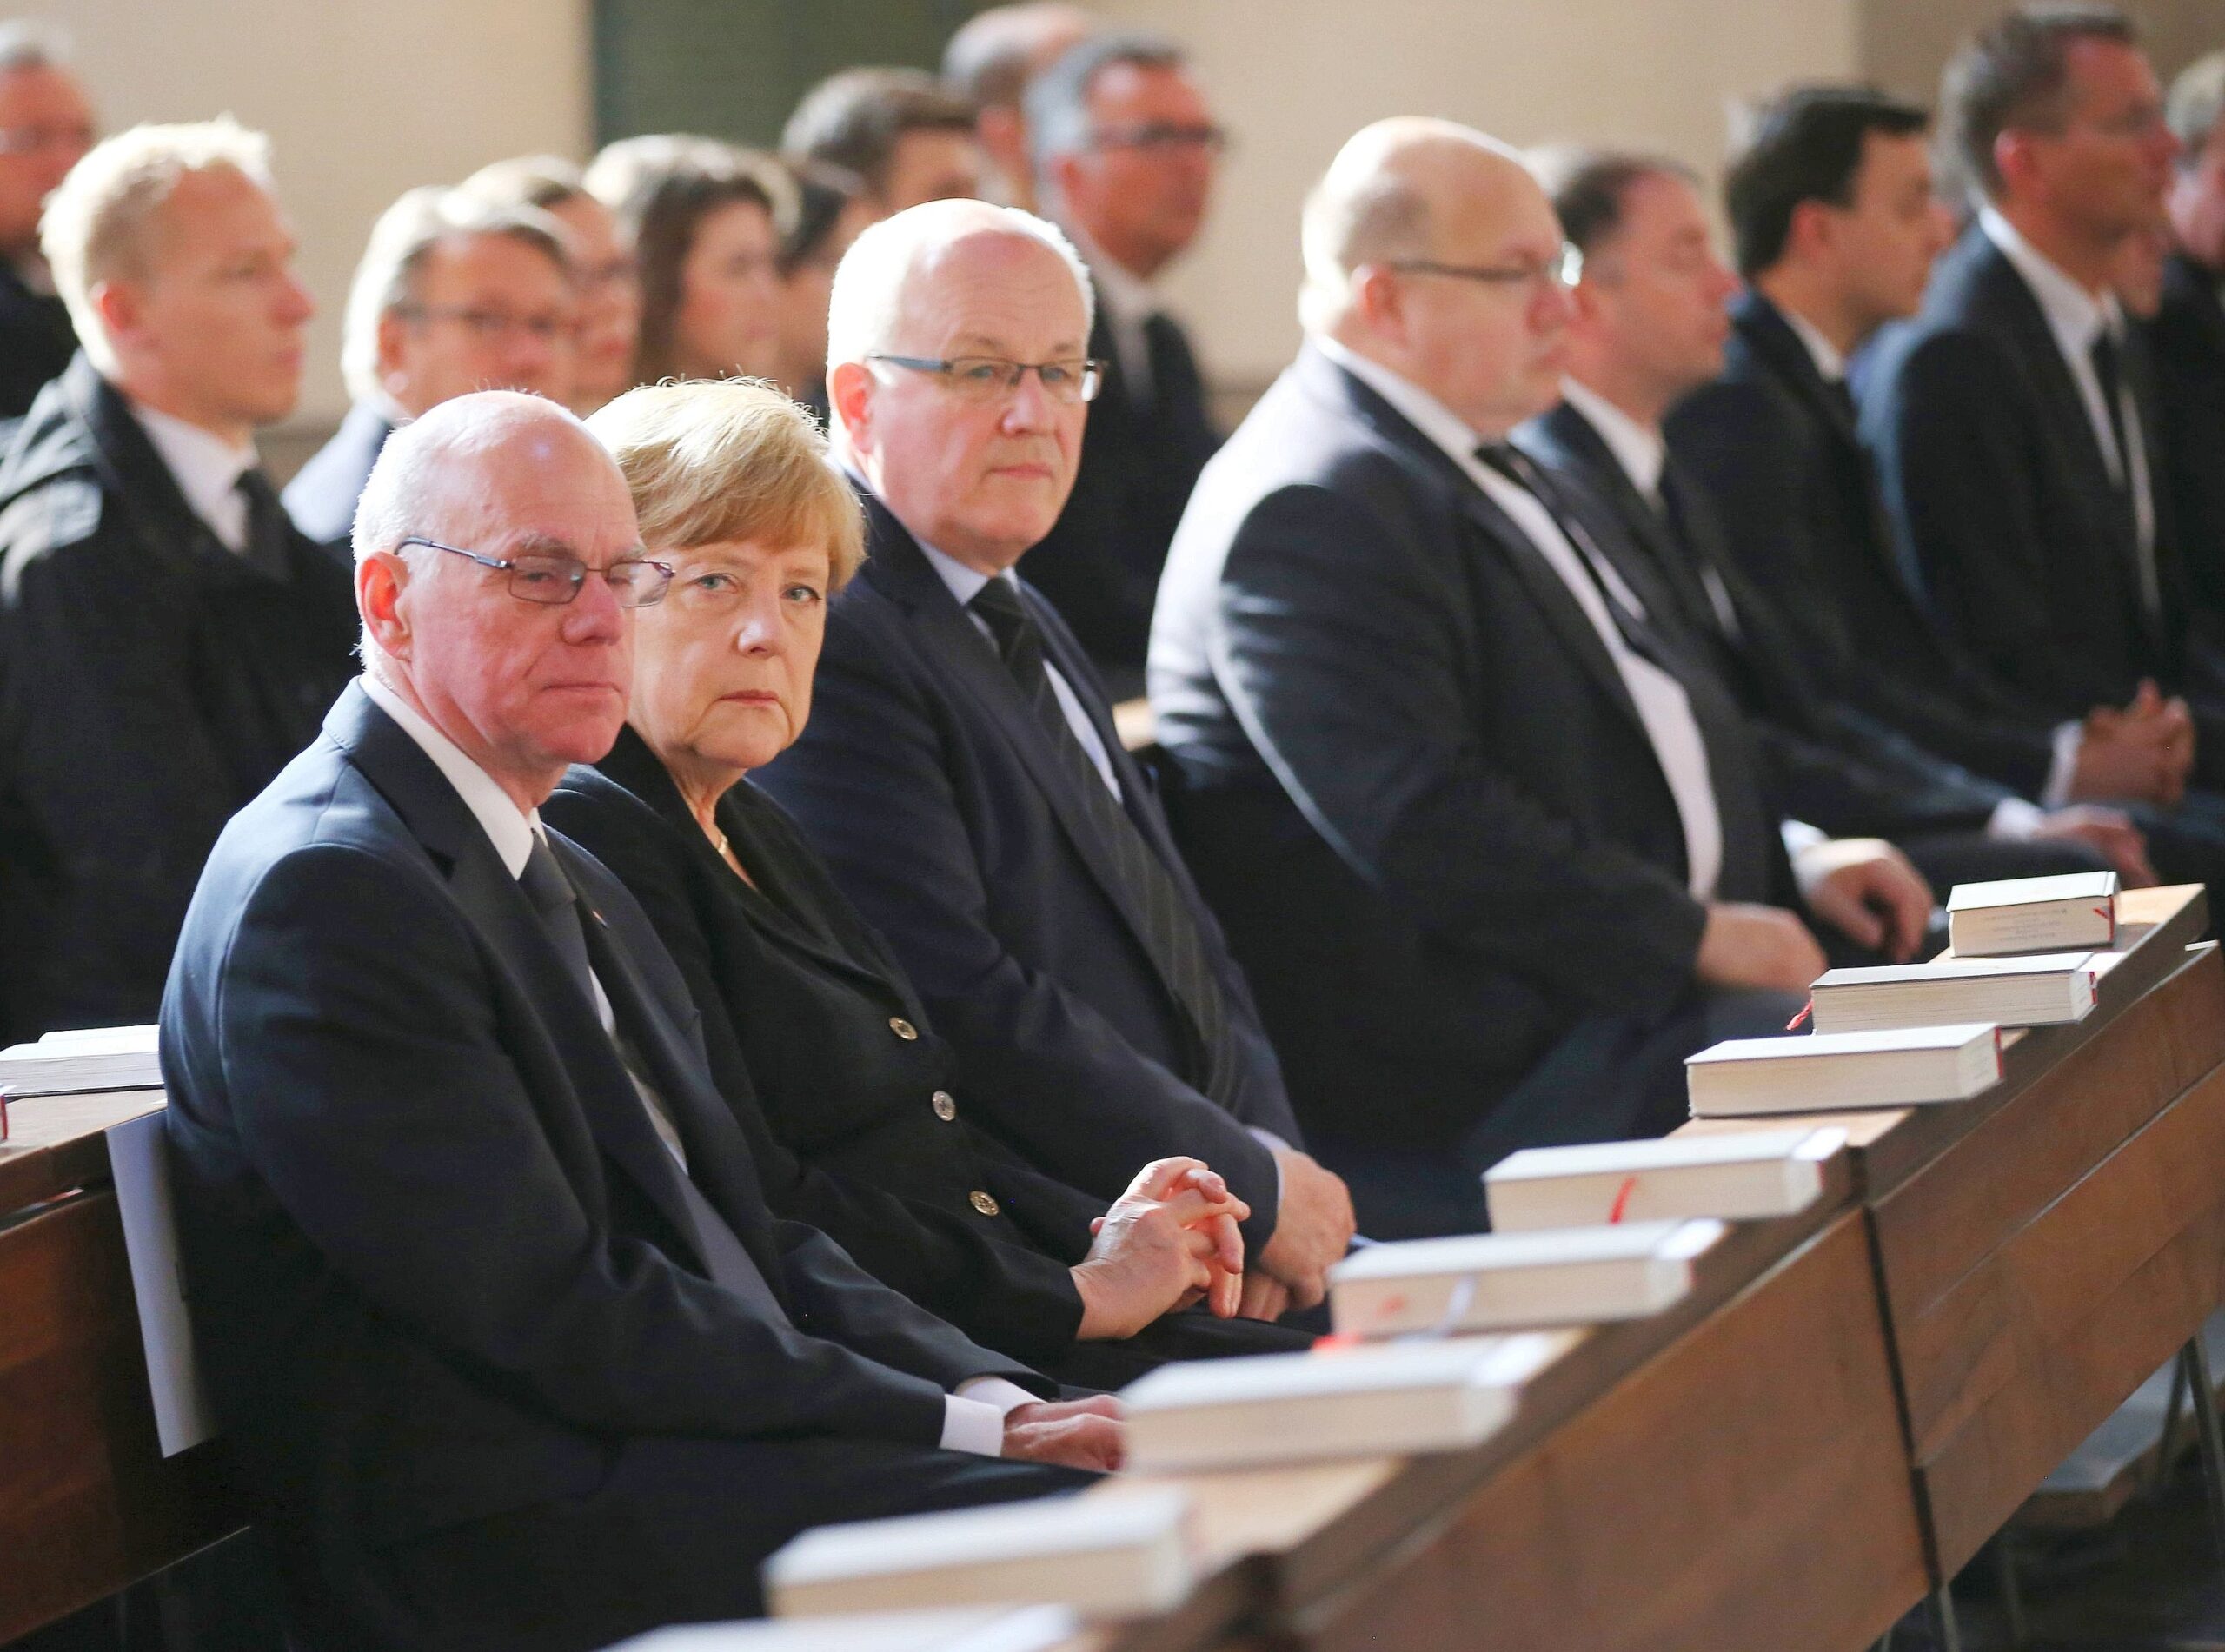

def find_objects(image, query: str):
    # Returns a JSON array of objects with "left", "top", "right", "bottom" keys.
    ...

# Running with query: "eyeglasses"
[
  {"left": 1388, "top": 243, "right": 1585, "bottom": 293},
  {"left": 1089, "top": 122, "right": 1231, "bottom": 156},
  {"left": 867, "top": 354, "right": 1105, "bottom": 404},
  {"left": 396, "top": 304, "right": 576, "bottom": 345},
  {"left": 398, "top": 535, "right": 674, "bottom": 607}
]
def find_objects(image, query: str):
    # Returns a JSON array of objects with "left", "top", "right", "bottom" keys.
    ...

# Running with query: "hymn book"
[
  {"left": 767, "top": 1489, "right": 1193, "bottom": 1620},
  {"left": 1683, "top": 1024, "right": 2003, "bottom": 1117},
  {"left": 1121, "top": 1330, "right": 1572, "bottom": 1472},
  {"left": 0, "top": 1024, "right": 161, "bottom": 1097},
  {"left": 1484, "top": 1128, "right": 1847, "bottom": 1224},
  {"left": 1806, "top": 954, "right": 2098, "bottom": 1035},
  {"left": 1326, "top": 1219, "right": 1726, "bottom": 1337},
  {"left": 610, "top": 1607, "right": 1081, "bottom": 1652},
  {"left": 1946, "top": 871, "right": 2118, "bottom": 957}
]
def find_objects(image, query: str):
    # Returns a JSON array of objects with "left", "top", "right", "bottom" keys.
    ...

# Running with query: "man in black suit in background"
[
  {"left": 2157, "top": 50, "right": 2225, "bottom": 643},
  {"left": 1861, "top": 7, "right": 2225, "bottom": 784},
  {"left": 284, "top": 186, "right": 577, "bottom": 556},
  {"left": 1018, "top": 30, "right": 1224, "bottom": 693},
  {"left": 0, "top": 22, "right": 91, "bottom": 419},
  {"left": 757, "top": 198, "right": 1353, "bottom": 1318},
  {"left": 0, "top": 120, "right": 357, "bottom": 1043},
  {"left": 163, "top": 391, "right": 1106, "bottom": 1652},
  {"left": 1669, "top": 83, "right": 2196, "bottom": 814},
  {"left": 1521, "top": 148, "right": 2147, "bottom": 889},
  {"left": 1148, "top": 120, "right": 1929, "bottom": 1239}
]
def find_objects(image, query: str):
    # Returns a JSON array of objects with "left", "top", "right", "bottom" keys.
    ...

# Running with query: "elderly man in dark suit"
[
  {"left": 0, "top": 119, "right": 358, "bottom": 1044},
  {"left": 2157, "top": 50, "right": 2225, "bottom": 641},
  {"left": 1148, "top": 119, "right": 1931, "bottom": 1238},
  {"left": 162, "top": 389, "right": 1106, "bottom": 1652},
  {"left": 1861, "top": 6, "right": 2225, "bottom": 784},
  {"left": 0, "top": 23, "right": 90, "bottom": 419},
  {"left": 756, "top": 197, "right": 1352, "bottom": 1318}
]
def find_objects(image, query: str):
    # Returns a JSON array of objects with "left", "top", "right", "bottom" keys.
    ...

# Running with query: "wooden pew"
[{"left": 0, "top": 1090, "right": 243, "bottom": 1642}]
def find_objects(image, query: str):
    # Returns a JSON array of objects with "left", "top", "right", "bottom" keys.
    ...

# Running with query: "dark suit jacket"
[
  {"left": 1016, "top": 301, "right": 1219, "bottom": 678},
  {"left": 1148, "top": 343, "right": 1789, "bottom": 1153},
  {"left": 162, "top": 685, "right": 1051, "bottom": 1638},
  {"left": 754, "top": 489, "right": 1298, "bottom": 1254},
  {"left": 2151, "top": 252, "right": 2225, "bottom": 634},
  {"left": 0, "top": 261, "right": 75, "bottom": 421},
  {"left": 282, "top": 401, "right": 396, "bottom": 557},
  {"left": 1520, "top": 396, "right": 2011, "bottom": 841},
  {"left": 1666, "top": 288, "right": 2062, "bottom": 796},
  {"left": 0, "top": 355, "right": 359, "bottom": 1042},
  {"left": 1863, "top": 223, "right": 2193, "bottom": 720}
]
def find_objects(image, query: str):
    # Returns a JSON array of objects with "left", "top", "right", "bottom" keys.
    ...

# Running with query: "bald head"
[
  {"left": 1299, "top": 117, "right": 1574, "bottom": 438},
  {"left": 354, "top": 392, "right": 646, "bottom": 809}
]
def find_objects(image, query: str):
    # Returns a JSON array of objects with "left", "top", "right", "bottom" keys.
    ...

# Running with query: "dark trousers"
[
  {"left": 1317, "top": 985, "right": 1806, "bottom": 1241},
  {"left": 1898, "top": 832, "right": 2105, "bottom": 890},
  {"left": 345, "top": 1437, "right": 1089, "bottom": 1652}
]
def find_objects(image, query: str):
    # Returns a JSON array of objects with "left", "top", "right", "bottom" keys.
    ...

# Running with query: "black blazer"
[
  {"left": 161, "top": 686, "right": 1049, "bottom": 1629},
  {"left": 1148, "top": 344, "right": 1788, "bottom": 1153},
  {"left": 1015, "top": 302, "right": 1220, "bottom": 680},
  {"left": 0, "top": 260, "right": 74, "bottom": 421},
  {"left": 0, "top": 355, "right": 359, "bottom": 1041},
  {"left": 281, "top": 401, "right": 395, "bottom": 557},
  {"left": 1520, "top": 396, "right": 2010, "bottom": 840},
  {"left": 753, "top": 488, "right": 1298, "bottom": 1254},
  {"left": 1862, "top": 223, "right": 2194, "bottom": 720},
  {"left": 2150, "top": 252, "right": 2225, "bottom": 636},
  {"left": 1667, "top": 289, "right": 2062, "bottom": 796}
]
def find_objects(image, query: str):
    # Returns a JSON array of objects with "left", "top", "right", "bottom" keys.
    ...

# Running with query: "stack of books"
[
  {"left": 0, "top": 1025, "right": 163, "bottom": 1141},
  {"left": 1684, "top": 1024, "right": 2004, "bottom": 1116},
  {"left": 609, "top": 1607, "right": 1080, "bottom": 1652},
  {"left": 1484, "top": 1128, "right": 1848, "bottom": 1222},
  {"left": 1945, "top": 870, "right": 2117, "bottom": 957}
]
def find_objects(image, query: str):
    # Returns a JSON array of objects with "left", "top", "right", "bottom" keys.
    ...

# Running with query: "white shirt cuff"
[
  {"left": 1780, "top": 819, "right": 1828, "bottom": 859},
  {"left": 939, "top": 1377, "right": 1041, "bottom": 1456},
  {"left": 2042, "top": 722, "right": 2082, "bottom": 808},
  {"left": 1987, "top": 798, "right": 2048, "bottom": 839}
]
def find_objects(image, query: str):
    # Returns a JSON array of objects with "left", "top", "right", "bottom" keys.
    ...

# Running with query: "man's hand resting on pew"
[
  {"left": 2070, "top": 680, "right": 2195, "bottom": 807},
  {"left": 1697, "top": 903, "right": 1830, "bottom": 992},
  {"left": 1002, "top": 1395, "right": 1126, "bottom": 1471},
  {"left": 1253, "top": 1146, "right": 1358, "bottom": 1312},
  {"left": 1795, "top": 837, "right": 1933, "bottom": 963},
  {"left": 1073, "top": 1158, "right": 1250, "bottom": 1338}
]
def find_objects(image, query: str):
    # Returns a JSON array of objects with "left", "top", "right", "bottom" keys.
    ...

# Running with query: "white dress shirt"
[
  {"left": 130, "top": 401, "right": 256, "bottom": 556},
  {"left": 917, "top": 539, "right": 1125, "bottom": 799},
  {"left": 1781, "top": 305, "right": 1849, "bottom": 386},
  {"left": 359, "top": 673, "right": 1034, "bottom": 1456},
  {"left": 1320, "top": 339, "right": 1725, "bottom": 899}
]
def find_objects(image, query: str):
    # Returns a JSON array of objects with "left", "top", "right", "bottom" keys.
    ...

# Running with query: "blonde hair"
[
  {"left": 41, "top": 116, "right": 274, "bottom": 375},
  {"left": 585, "top": 378, "right": 865, "bottom": 587}
]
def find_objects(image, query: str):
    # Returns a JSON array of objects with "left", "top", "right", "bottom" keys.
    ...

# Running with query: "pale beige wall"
[
  {"left": 38, "top": 0, "right": 592, "bottom": 435},
  {"left": 1093, "top": 0, "right": 1862, "bottom": 395}
]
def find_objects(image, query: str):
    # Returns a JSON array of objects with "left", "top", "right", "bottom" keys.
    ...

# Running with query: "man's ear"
[
  {"left": 1994, "top": 129, "right": 2040, "bottom": 201},
  {"left": 376, "top": 309, "right": 412, "bottom": 396},
  {"left": 357, "top": 549, "right": 413, "bottom": 663},
  {"left": 1351, "top": 265, "right": 1408, "bottom": 344},
  {"left": 1785, "top": 197, "right": 1836, "bottom": 266},
  {"left": 89, "top": 277, "right": 140, "bottom": 355},
  {"left": 828, "top": 359, "right": 875, "bottom": 454}
]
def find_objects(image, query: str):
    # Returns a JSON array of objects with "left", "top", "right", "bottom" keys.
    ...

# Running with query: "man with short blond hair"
[
  {"left": 0, "top": 19, "right": 91, "bottom": 415},
  {"left": 0, "top": 118, "right": 355, "bottom": 1040}
]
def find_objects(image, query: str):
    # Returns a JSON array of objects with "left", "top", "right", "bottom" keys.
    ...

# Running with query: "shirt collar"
[
  {"left": 1980, "top": 204, "right": 2122, "bottom": 352},
  {"left": 360, "top": 673, "right": 542, "bottom": 879},
  {"left": 913, "top": 534, "right": 1019, "bottom": 611},
  {"left": 1559, "top": 377, "right": 1664, "bottom": 499},
  {"left": 129, "top": 398, "right": 257, "bottom": 526},
  {"left": 1778, "top": 303, "right": 1848, "bottom": 383},
  {"left": 1315, "top": 334, "right": 1492, "bottom": 473}
]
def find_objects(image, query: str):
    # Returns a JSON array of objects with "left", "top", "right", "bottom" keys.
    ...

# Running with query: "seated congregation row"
[{"left": 6, "top": 3, "right": 2225, "bottom": 1644}]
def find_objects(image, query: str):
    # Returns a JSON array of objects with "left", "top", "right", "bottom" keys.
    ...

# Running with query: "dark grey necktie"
[
  {"left": 518, "top": 834, "right": 787, "bottom": 1317},
  {"left": 967, "top": 577, "right": 1242, "bottom": 1106},
  {"left": 233, "top": 467, "right": 294, "bottom": 581},
  {"left": 1477, "top": 442, "right": 1674, "bottom": 664}
]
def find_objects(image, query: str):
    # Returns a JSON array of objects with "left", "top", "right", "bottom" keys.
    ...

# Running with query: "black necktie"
[
  {"left": 233, "top": 467, "right": 293, "bottom": 581},
  {"left": 2089, "top": 328, "right": 2135, "bottom": 502},
  {"left": 1142, "top": 311, "right": 1202, "bottom": 415},
  {"left": 1476, "top": 442, "right": 1672, "bottom": 663},
  {"left": 519, "top": 833, "right": 785, "bottom": 1315},
  {"left": 1823, "top": 375, "right": 1859, "bottom": 432},
  {"left": 967, "top": 578, "right": 1242, "bottom": 1105}
]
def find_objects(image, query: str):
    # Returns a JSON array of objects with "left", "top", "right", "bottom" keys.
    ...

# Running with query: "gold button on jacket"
[
  {"left": 968, "top": 1190, "right": 1001, "bottom": 1217},
  {"left": 932, "top": 1090, "right": 958, "bottom": 1121},
  {"left": 888, "top": 1016, "right": 919, "bottom": 1040}
]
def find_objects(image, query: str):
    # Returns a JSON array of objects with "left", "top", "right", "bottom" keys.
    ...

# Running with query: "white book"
[
  {"left": 767, "top": 1489, "right": 1192, "bottom": 1621},
  {"left": 1947, "top": 871, "right": 2118, "bottom": 957},
  {"left": 1326, "top": 1219, "right": 1726, "bottom": 1338},
  {"left": 1122, "top": 1331, "right": 1570, "bottom": 1473},
  {"left": 1484, "top": 1127, "right": 1847, "bottom": 1225},
  {"left": 1684, "top": 1023, "right": 2003, "bottom": 1118},
  {"left": 608, "top": 1607, "right": 1079, "bottom": 1652},
  {"left": 0, "top": 1024, "right": 161, "bottom": 1097},
  {"left": 1806, "top": 953, "right": 2098, "bottom": 1035}
]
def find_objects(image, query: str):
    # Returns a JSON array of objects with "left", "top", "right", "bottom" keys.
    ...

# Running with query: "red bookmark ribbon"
[
  {"left": 1606, "top": 1175, "right": 1638, "bottom": 1224},
  {"left": 1786, "top": 999, "right": 1813, "bottom": 1031}
]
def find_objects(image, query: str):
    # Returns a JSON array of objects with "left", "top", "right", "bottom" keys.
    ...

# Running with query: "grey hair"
[
  {"left": 823, "top": 196, "right": 1093, "bottom": 375},
  {"left": 339, "top": 185, "right": 572, "bottom": 405},
  {"left": 1024, "top": 29, "right": 1185, "bottom": 176},
  {"left": 41, "top": 116, "right": 272, "bottom": 376},
  {"left": 0, "top": 17, "right": 70, "bottom": 74},
  {"left": 2169, "top": 50, "right": 2225, "bottom": 165}
]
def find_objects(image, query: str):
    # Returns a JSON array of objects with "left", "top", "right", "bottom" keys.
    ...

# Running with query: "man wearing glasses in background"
[
  {"left": 759, "top": 198, "right": 1356, "bottom": 1325},
  {"left": 1148, "top": 119, "right": 1925, "bottom": 1240},
  {"left": 1015, "top": 30, "right": 1227, "bottom": 695},
  {"left": 0, "top": 118, "right": 357, "bottom": 1041},
  {"left": 286, "top": 184, "right": 577, "bottom": 556},
  {"left": 0, "top": 20, "right": 93, "bottom": 418}
]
